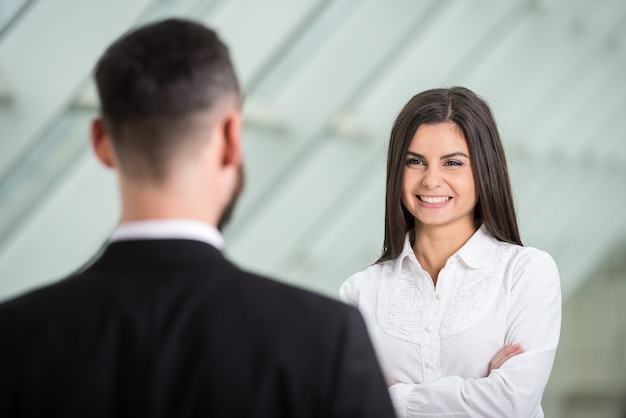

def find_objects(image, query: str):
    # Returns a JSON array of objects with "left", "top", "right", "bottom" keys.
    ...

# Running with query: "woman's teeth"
[{"left": 419, "top": 196, "right": 450, "bottom": 204}]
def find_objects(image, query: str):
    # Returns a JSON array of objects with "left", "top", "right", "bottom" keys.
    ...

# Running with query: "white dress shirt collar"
[
  {"left": 109, "top": 219, "right": 224, "bottom": 250},
  {"left": 395, "top": 224, "right": 497, "bottom": 271}
]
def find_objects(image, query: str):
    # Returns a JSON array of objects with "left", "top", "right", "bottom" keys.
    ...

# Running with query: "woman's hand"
[{"left": 489, "top": 343, "right": 524, "bottom": 372}]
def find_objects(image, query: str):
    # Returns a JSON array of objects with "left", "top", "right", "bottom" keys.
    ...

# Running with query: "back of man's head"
[{"left": 94, "top": 19, "right": 240, "bottom": 181}]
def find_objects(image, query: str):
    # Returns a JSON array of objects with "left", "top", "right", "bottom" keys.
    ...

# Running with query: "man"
[{"left": 0, "top": 19, "right": 395, "bottom": 418}]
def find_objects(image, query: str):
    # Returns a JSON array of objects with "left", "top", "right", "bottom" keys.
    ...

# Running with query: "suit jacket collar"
[{"left": 88, "top": 239, "right": 225, "bottom": 271}]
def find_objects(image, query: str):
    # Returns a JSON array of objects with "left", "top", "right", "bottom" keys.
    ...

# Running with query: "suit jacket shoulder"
[{"left": 0, "top": 239, "right": 394, "bottom": 418}]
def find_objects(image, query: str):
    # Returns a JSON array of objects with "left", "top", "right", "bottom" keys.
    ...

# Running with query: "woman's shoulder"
[
  {"left": 491, "top": 241, "right": 560, "bottom": 292},
  {"left": 481, "top": 233, "right": 557, "bottom": 269},
  {"left": 468, "top": 230, "right": 559, "bottom": 286},
  {"left": 339, "top": 259, "right": 396, "bottom": 305},
  {"left": 494, "top": 240, "right": 558, "bottom": 271},
  {"left": 513, "top": 245, "right": 559, "bottom": 279}
]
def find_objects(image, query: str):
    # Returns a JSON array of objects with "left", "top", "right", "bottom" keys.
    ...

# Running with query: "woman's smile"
[{"left": 417, "top": 195, "right": 452, "bottom": 205}]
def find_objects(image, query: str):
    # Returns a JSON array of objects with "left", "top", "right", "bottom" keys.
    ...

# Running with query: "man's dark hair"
[{"left": 94, "top": 18, "right": 240, "bottom": 180}]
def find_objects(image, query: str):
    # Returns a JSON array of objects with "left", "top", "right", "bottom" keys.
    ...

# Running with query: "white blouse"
[{"left": 340, "top": 225, "right": 561, "bottom": 418}]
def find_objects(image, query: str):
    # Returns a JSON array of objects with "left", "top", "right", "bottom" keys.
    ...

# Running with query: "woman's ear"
[{"left": 91, "top": 118, "right": 117, "bottom": 169}]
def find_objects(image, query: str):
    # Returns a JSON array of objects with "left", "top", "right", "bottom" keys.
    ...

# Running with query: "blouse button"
[
  {"left": 425, "top": 362, "right": 433, "bottom": 369},
  {"left": 436, "top": 293, "right": 442, "bottom": 300},
  {"left": 425, "top": 325, "right": 433, "bottom": 333}
]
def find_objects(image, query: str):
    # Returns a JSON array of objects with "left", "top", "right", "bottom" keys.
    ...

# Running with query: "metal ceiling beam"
[
  {"left": 225, "top": 0, "right": 453, "bottom": 241},
  {"left": 503, "top": 1, "right": 626, "bottom": 131},
  {"left": 202, "top": 0, "right": 324, "bottom": 89},
  {"left": 0, "top": 0, "right": 153, "bottom": 180},
  {"left": 226, "top": 131, "right": 383, "bottom": 276}
]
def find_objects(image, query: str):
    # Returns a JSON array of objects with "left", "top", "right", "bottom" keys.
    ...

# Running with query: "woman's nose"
[{"left": 421, "top": 167, "right": 442, "bottom": 188}]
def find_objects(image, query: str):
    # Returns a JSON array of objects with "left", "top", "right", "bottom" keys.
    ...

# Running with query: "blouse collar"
[{"left": 395, "top": 224, "right": 502, "bottom": 272}]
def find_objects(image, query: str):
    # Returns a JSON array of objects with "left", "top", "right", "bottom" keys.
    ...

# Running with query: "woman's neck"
[{"left": 412, "top": 221, "right": 477, "bottom": 285}]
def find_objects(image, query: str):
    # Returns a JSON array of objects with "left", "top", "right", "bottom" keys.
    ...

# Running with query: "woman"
[{"left": 340, "top": 87, "right": 561, "bottom": 417}]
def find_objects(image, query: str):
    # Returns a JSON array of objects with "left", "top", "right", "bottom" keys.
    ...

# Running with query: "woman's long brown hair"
[{"left": 377, "top": 87, "right": 521, "bottom": 263}]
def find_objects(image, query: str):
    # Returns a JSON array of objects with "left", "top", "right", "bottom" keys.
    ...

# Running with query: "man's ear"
[
  {"left": 91, "top": 118, "right": 117, "bottom": 169},
  {"left": 221, "top": 112, "right": 242, "bottom": 167}
]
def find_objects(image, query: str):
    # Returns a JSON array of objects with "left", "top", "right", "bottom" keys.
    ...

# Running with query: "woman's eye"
[
  {"left": 445, "top": 160, "right": 463, "bottom": 167},
  {"left": 406, "top": 158, "right": 423, "bottom": 166}
]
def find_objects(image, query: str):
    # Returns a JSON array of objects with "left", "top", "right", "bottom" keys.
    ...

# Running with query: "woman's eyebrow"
[
  {"left": 440, "top": 152, "right": 469, "bottom": 160},
  {"left": 406, "top": 151, "right": 469, "bottom": 160}
]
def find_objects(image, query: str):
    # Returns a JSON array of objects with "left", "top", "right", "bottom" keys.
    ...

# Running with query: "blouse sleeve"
[
  {"left": 339, "top": 271, "right": 363, "bottom": 308},
  {"left": 389, "top": 249, "right": 562, "bottom": 418}
]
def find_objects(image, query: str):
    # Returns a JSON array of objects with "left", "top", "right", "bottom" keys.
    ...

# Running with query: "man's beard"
[{"left": 217, "top": 164, "right": 245, "bottom": 231}]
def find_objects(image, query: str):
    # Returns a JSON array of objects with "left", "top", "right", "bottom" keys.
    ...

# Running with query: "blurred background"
[{"left": 0, "top": 0, "right": 625, "bottom": 415}]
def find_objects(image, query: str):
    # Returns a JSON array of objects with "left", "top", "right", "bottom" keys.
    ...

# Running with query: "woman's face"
[{"left": 401, "top": 122, "right": 477, "bottom": 233}]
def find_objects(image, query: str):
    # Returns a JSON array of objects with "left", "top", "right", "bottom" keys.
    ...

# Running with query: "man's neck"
[{"left": 118, "top": 180, "right": 221, "bottom": 228}]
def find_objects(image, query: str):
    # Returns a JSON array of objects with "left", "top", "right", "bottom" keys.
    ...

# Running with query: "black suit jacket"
[{"left": 0, "top": 239, "right": 395, "bottom": 418}]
